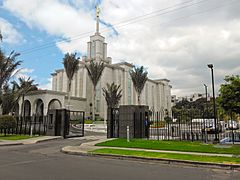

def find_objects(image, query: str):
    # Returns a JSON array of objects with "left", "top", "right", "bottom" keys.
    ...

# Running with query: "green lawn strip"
[
  {"left": 91, "top": 148, "right": 240, "bottom": 164},
  {"left": 96, "top": 139, "right": 240, "bottom": 155},
  {"left": 0, "top": 134, "right": 37, "bottom": 140}
]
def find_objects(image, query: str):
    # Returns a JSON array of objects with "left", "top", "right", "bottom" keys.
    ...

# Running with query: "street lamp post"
[
  {"left": 203, "top": 84, "right": 208, "bottom": 143},
  {"left": 204, "top": 84, "right": 208, "bottom": 113},
  {"left": 207, "top": 64, "right": 218, "bottom": 142}
]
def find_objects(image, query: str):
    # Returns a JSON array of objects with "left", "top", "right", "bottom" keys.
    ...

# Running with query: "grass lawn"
[
  {"left": 0, "top": 134, "right": 36, "bottom": 140},
  {"left": 96, "top": 139, "right": 240, "bottom": 155},
  {"left": 91, "top": 148, "right": 240, "bottom": 164}
]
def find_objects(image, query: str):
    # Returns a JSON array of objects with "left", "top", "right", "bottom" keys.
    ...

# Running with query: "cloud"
[
  {"left": 3, "top": 0, "right": 240, "bottom": 97},
  {"left": 39, "top": 77, "right": 52, "bottom": 90},
  {"left": 2, "top": 0, "right": 97, "bottom": 53},
  {"left": 14, "top": 68, "right": 35, "bottom": 79},
  {"left": 0, "top": 17, "right": 23, "bottom": 44}
]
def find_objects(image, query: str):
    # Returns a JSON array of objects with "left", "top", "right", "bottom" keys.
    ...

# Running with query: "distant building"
[{"left": 172, "top": 93, "right": 210, "bottom": 106}]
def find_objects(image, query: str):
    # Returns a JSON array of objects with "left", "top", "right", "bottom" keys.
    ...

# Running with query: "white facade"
[{"left": 51, "top": 20, "right": 172, "bottom": 120}]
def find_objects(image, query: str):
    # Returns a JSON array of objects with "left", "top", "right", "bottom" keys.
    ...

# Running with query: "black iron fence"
[
  {"left": 1, "top": 110, "right": 85, "bottom": 138},
  {"left": 149, "top": 110, "right": 240, "bottom": 143},
  {"left": 0, "top": 115, "right": 48, "bottom": 136}
]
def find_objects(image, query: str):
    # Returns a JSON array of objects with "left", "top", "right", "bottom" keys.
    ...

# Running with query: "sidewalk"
[
  {"left": 0, "top": 136, "right": 62, "bottom": 146},
  {"left": 61, "top": 138, "right": 240, "bottom": 170}
]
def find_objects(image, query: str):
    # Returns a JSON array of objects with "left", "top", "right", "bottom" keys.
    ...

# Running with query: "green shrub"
[
  {"left": 150, "top": 121, "right": 165, "bottom": 128},
  {"left": 0, "top": 115, "right": 17, "bottom": 136},
  {"left": 85, "top": 119, "right": 93, "bottom": 124}
]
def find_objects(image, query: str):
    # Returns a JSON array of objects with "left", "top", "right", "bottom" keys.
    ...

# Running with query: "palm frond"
[
  {"left": 62, "top": 53, "right": 79, "bottom": 82},
  {"left": 103, "top": 82, "right": 122, "bottom": 108},
  {"left": 12, "top": 77, "right": 38, "bottom": 100},
  {"left": 85, "top": 60, "right": 105, "bottom": 88},
  {"left": 129, "top": 66, "right": 148, "bottom": 104},
  {"left": 0, "top": 50, "right": 21, "bottom": 88}
]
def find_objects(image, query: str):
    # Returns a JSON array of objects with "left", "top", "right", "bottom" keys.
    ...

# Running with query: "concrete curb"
[
  {"left": 0, "top": 142, "right": 23, "bottom": 146},
  {"left": 30, "top": 136, "right": 63, "bottom": 143},
  {"left": 0, "top": 136, "right": 62, "bottom": 146},
  {"left": 61, "top": 147, "right": 240, "bottom": 170}
]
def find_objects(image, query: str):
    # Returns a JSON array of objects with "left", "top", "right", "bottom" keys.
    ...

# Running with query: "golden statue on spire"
[{"left": 96, "top": 6, "right": 100, "bottom": 18}]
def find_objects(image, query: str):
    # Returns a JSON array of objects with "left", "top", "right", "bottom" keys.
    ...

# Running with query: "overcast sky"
[{"left": 0, "top": 0, "right": 240, "bottom": 97}]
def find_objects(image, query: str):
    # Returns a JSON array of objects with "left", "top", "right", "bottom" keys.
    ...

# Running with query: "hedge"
[{"left": 0, "top": 115, "right": 17, "bottom": 136}]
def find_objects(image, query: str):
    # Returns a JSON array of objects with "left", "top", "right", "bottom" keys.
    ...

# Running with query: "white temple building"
[{"left": 19, "top": 9, "right": 172, "bottom": 120}]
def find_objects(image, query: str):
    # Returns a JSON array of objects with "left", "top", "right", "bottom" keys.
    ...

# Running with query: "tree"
[
  {"left": 0, "top": 50, "right": 21, "bottom": 92},
  {"left": 1, "top": 85, "right": 18, "bottom": 115},
  {"left": 62, "top": 53, "right": 79, "bottom": 109},
  {"left": 0, "top": 115, "right": 16, "bottom": 136},
  {"left": 218, "top": 75, "right": 240, "bottom": 115},
  {"left": 85, "top": 60, "right": 105, "bottom": 121},
  {"left": 129, "top": 66, "right": 148, "bottom": 105},
  {"left": 12, "top": 77, "right": 38, "bottom": 116},
  {"left": 0, "top": 33, "right": 21, "bottom": 110},
  {"left": 102, "top": 82, "right": 122, "bottom": 108}
]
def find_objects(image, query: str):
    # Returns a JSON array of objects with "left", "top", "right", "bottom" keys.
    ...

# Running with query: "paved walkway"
[{"left": 0, "top": 136, "right": 62, "bottom": 146}]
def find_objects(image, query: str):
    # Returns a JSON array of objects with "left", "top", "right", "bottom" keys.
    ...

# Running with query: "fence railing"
[
  {"left": 0, "top": 116, "right": 48, "bottom": 136},
  {"left": 148, "top": 110, "right": 240, "bottom": 143}
]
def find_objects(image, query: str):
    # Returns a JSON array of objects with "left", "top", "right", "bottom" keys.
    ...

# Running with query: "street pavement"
[{"left": 0, "top": 131, "right": 239, "bottom": 180}]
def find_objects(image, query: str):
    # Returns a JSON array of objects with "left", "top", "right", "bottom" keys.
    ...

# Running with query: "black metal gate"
[{"left": 65, "top": 110, "right": 85, "bottom": 138}]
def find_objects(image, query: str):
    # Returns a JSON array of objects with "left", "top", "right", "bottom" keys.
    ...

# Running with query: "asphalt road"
[{"left": 0, "top": 132, "right": 239, "bottom": 180}]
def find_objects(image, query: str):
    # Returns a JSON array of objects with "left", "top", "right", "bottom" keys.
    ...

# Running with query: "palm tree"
[
  {"left": 0, "top": 50, "right": 21, "bottom": 91},
  {"left": 62, "top": 53, "right": 79, "bottom": 109},
  {"left": 12, "top": 77, "right": 38, "bottom": 117},
  {"left": 130, "top": 66, "right": 148, "bottom": 105},
  {"left": 85, "top": 60, "right": 105, "bottom": 121},
  {"left": 102, "top": 83, "right": 122, "bottom": 108},
  {"left": 0, "top": 33, "right": 21, "bottom": 110}
]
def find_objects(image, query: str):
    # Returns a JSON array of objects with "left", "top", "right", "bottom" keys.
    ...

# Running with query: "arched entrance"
[
  {"left": 23, "top": 100, "right": 31, "bottom": 117},
  {"left": 48, "top": 99, "right": 62, "bottom": 110}
]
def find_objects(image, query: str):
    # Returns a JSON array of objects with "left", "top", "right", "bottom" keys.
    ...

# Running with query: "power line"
[
  {"left": 20, "top": 0, "right": 209, "bottom": 54},
  {"left": 143, "top": 0, "right": 238, "bottom": 29},
  {"left": 20, "top": 0, "right": 238, "bottom": 57}
]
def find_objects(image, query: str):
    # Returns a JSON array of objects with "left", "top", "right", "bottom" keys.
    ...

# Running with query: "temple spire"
[{"left": 96, "top": 6, "right": 100, "bottom": 34}]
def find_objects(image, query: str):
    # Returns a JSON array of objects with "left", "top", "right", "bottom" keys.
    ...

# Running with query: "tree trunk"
[
  {"left": 21, "top": 95, "right": 25, "bottom": 117},
  {"left": 67, "top": 80, "right": 71, "bottom": 110},
  {"left": 92, "top": 86, "right": 96, "bottom": 122},
  {"left": 137, "top": 94, "right": 141, "bottom": 105},
  {"left": 0, "top": 88, "right": 3, "bottom": 115}
]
